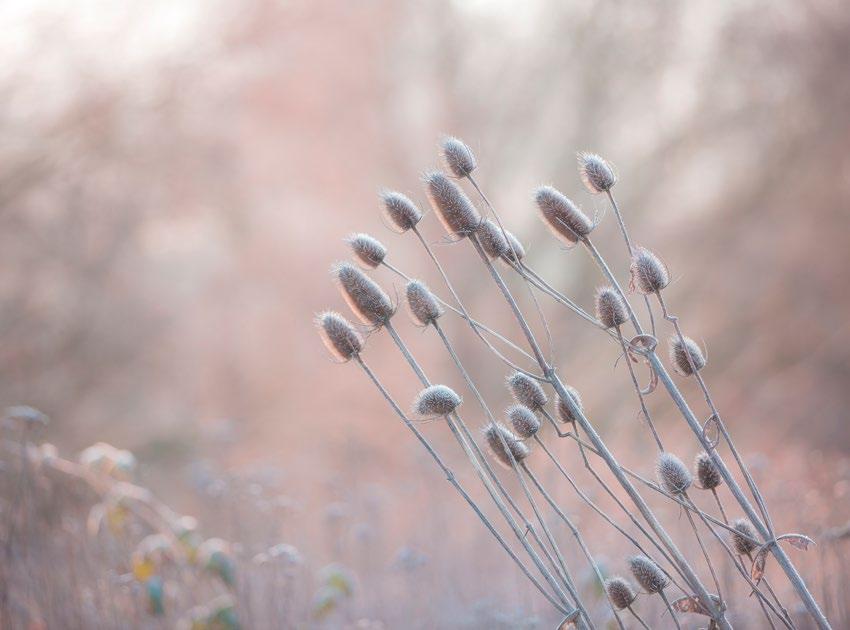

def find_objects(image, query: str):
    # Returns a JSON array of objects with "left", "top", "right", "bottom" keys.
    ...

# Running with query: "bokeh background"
[{"left": 2, "top": 0, "right": 849, "bottom": 627}]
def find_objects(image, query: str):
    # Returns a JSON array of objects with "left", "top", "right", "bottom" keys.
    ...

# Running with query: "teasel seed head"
[
  {"left": 316, "top": 311, "right": 363, "bottom": 362},
  {"left": 578, "top": 152, "right": 617, "bottom": 194},
  {"left": 595, "top": 286, "right": 629, "bottom": 329},
  {"left": 501, "top": 229, "right": 526, "bottom": 264},
  {"left": 535, "top": 185, "right": 594, "bottom": 244},
  {"left": 507, "top": 372, "right": 548, "bottom": 410},
  {"left": 556, "top": 386, "right": 583, "bottom": 424},
  {"left": 656, "top": 452, "right": 693, "bottom": 494},
  {"left": 441, "top": 136, "right": 477, "bottom": 178},
  {"left": 333, "top": 262, "right": 395, "bottom": 326},
  {"left": 694, "top": 452, "right": 722, "bottom": 490},
  {"left": 731, "top": 518, "right": 760, "bottom": 555},
  {"left": 413, "top": 385, "right": 461, "bottom": 417},
  {"left": 424, "top": 171, "right": 482, "bottom": 237},
  {"left": 405, "top": 280, "right": 443, "bottom": 326},
  {"left": 605, "top": 577, "right": 637, "bottom": 610},
  {"left": 628, "top": 555, "right": 669, "bottom": 594},
  {"left": 346, "top": 233, "right": 386, "bottom": 269},
  {"left": 507, "top": 404, "right": 540, "bottom": 439},
  {"left": 669, "top": 336, "right": 707, "bottom": 376},
  {"left": 381, "top": 191, "right": 422, "bottom": 232},
  {"left": 475, "top": 218, "right": 510, "bottom": 259},
  {"left": 484, "top": 422, "right": 530, "bottom": 468},
  {"left": 630, "top": 247, "right": 670, "bottom": 294}
]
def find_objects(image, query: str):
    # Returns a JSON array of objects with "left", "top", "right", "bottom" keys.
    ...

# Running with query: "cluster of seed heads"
[
  {"left": 476, "top": 219, "right": 510, "bottom": 259},
  {"left": 424, "top": 171, "right": 482, "bottom": 237},
  {"left": 694, "top": 452, "right": 723, "bottom": 490},
  {"left": 405, "top": 280, "right": 443, "bottom": 326},
  {"left": 731, "top": 518, "right": 760, "bottom": 555},
  {"left": 535, "top": 185, "right": 594, "bottom": 244},
  {"left": 630, "top": 247, "right": 670, "bottom": 294},
  {"left": 347, "top": 233, "right": 387, "bottom": 269},
  {"left": 441, "top": 136, "right": 477, "bottom": 178},
  {"left": 656, "top": 452, "right": 693, "bottom": 495},
  {"left": 316, "top": 311, "right": 363, "bottom": 362},
  {"left": 507, "top": 372, "right": 548, "bottom": 411},
  {"left": 484, "top": 423, "right": 530, "bottom": 468},
  {"left": 670, "top": 336, "right": 707, "bottom": 376},
  {"left": 333, "top": 262, "right": 395, "bottom": 326},
  {"left": 578, "top": 152, "right": 617, "bottom": 195},
  {"left": 413, "top": 385, "right": 462, "bottom": 417},
  {"left": 605, "top": 577, "right": 637, "bottom": 610},
  {"left": 628, "top": 555, "right": 669, "bottom": 594},
  {"left": 595, "top": 286, "right": 629, "bottom": 329},
  {"left": 556, "top": 386, "right": 583, "bottom": 424},
  {"left": 381, "top": 191, "right": 422, "bottom": 232},
  {"left": 506, "top": 404, "right": 540, "bottom": 439}
]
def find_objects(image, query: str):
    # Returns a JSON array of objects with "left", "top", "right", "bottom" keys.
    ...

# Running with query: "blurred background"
[{"left": 1, "top": 0, "right": 849, "bottom": 627}]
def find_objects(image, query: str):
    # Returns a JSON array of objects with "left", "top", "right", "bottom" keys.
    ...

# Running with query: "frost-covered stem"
[
  {"left": 681, "top": 493, "right": 724, "bottom": 602},
  {"left": 354, "top": 355, "right": 572, "bottom": 615},
  {"left": 615, "top": 326, "right": 663, "bottom": 451},
  {"left": 581, "top": 237, "right": 641, "bottom": 333},
  {"left": 658, "top": 590, "right": 683, "bottom": 630},
  {"left": 470, "top": 237, "right": 731, "bottom": 629},
  {"left": 627, "top": 606, "right": 651, "bottom": 630}
]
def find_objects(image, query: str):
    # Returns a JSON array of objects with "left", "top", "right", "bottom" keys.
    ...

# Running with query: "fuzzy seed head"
[
  {"left": 578, "top": 152, "right": 617, "bottom": 194},
  {"left": 441, "top": 136, "right": 477, "bottom": 178},
  {"left": 405, "top": 280, "right": 443, "bottom": 325},
  {"left": 316, "top": 311, "right": 363, "bottom": 362},
  {"left": 694, "top": 452, "right": 722, "bottom": 490},
  {"left": 507, "top": 372, "right": 548, "bottom": 410},
  {"left": 628, "top": 555, "right": 668, "bottom": 594},
  {"left": 484, "top": 423, "right": 530, "bottom": 468},
  {"left": 347, "top": 233, "right": 386, "bottom": 269},
  {"left": 333, "top": 262, "right": 395, "bottom": 326},
  {"left": 535, "top": 186, "right": 594, "bottom": 244},
  {"left": 414, "top": 385, "right": 461, "bottom": 417},
  {"left": 595, "top": 286, "right": 629, "bottom": 329},
  {"left": 556, "top": 386, "right": 583, "bottom": 424},
  {"left": 476, "top": 219, "right": 510, "bottom": 259},
  {"left": 501, "top": 229, "right": 526, "bottom": 263},
  {"left": 630, "top": 247, "right": 670, "bottom": 294},
  {"left": 381, "top": 191, "right": 422, "bottom": 232},
  {"left": 507, "top": 404, "right": 540, "bottom": 439},
  {"left": 670, "top": 336, "right": 706, "bottom": 376},
  {"left": 656, "top": 452, "right": 693, "bottom": 494},
  {"left": 731, "top": 519, "right": 760, "bottom": 555},
  {"left": 424, "top": 171, "right": 482, "bottom": 237},
  {"left": 605, "top": 577, "right": 637, "bottom": 610}
]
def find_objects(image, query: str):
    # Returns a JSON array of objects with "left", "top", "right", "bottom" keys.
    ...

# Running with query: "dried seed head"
[
  {"left": 731, "top": 519, "right": 760, "bottom": 555},
  {"left": 381, "top": 191, "right": 422, "bottom": 232},
  {"left": 630, "top": 247, "right": 670, "bottom": 294},
  {"left": 501, "top": 229, "right": 526, "bottom": 264},
  {"left": 476, "top": 219, "right": 510, "bottom": 259},
  {"left": 535, "top": 186, "right": 594, "bottom": 244},
  {"left": 484, "top": 423, "right": 530, "bottom": 468},
  {"left": 347, "top": 233, "right": 386, "bottom": 269},
  {"left": 556, "top": 386, "right": 583, "bottom": 424},
  {"left": 595, "top": 286, "right": 629, "bottom": 329},
  {"left": 333, "top": 262, "right": 395, "bottom": 326},
  {"left": 605, "top": 577, "right": 637, "bottom": 610},
  {"left": 669, "top": 336, "right": 706, "bottom": 376},
  {"left": 578, "top": 152, "right": 617, "bottom": 194},
  {"left": 424, "top": 171, "right": 482, "bottom": 236},
  {"left": 413, "top": 385, "right": 461, "bottom": 417},
  {"left": 656, "top": 452, "right": 693, "bottom": 494},
  {"left": 316, "top": 311, "right": 363, "bottom": 362},
  {"left": 405, "top": 280, "right": 443, "bottom": 325},
  {"left": 628, "top": 555, "right": 668, "bottom": 594},
  {"left": 441, "top": 136, "right": 477, "bottom": 178},
  {"left": 507, "top": 404, "right": 540, "bottom": 439},
  {"left": 507, "top": 372, "right": 548, "bottom": 410},
  {"left": 694, "top": 452, "right": 722, "bottom": 490}
]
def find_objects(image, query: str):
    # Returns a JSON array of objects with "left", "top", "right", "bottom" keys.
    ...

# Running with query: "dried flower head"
[
  {"left": 556, "top": 386, "right": 583, "bottom": 424},
  {"left": 484, "top": 423, "right": 530, "bottom": 468},
  {"left": 630, "top": 247, "right": 670, "bottom": 294},
  {"left": 595, "top": 286, "right": 629, "bottom": 329},
  {"left": 731, "top": 519, "right": 760, "bottom": 555},
  {"left": 476, "top": 219, "right": 510, "bottom": 259},
  {"left": 507, "top": 372, "right": 548, "bottom": 410},
  {"left": 628, "top": 555, "right": 668, "bottom": 594},
  {"left": 347, "top": 233, "right": 387, "bottom": 269},
  {"left": 316, "top": 311, "right": 363, "bottom": 361},
  {"left": 656, "top": 452, "right": 693, "bottom": 494},
  {"left": 535, "top": 186, "right": 594, "bottom": 244},
  {"left": 578, "top": 152, "right": 617, "bottom": 194},
  {"left": 424, "top": 171, "right": 482, "bottom": 236},
  {"left": 333, "top": 262, "right": 395, "bottom": 326},
  {"left": 441, "top": 136, "right": 477, "bottom": 178},
  {"left": 501, "top": 229, "right": 526, "bottom": 264},
  {"left": 381, "top": 191, "right": 422, "bottom": 232},
  {"left": 669, "top": 336, "right": 706, "bottom": 376},
  {"left": 405, "top": 280, "right": 443, "bottom": 326},
  {"left": 507, "top": 404, "right": 540, "bottom": 439},
  {"left": 605, "top": 577, "right": 637, "bottom": 610},
  {"left": 694, "top": 452, "right": 722, "bottom": 490},
  {"left": 414, "top": 385, "right": 461, "bottom": 417}
]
